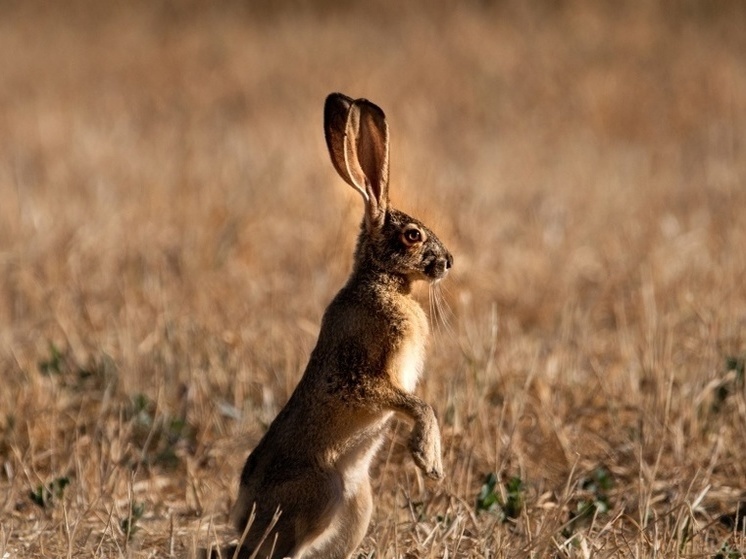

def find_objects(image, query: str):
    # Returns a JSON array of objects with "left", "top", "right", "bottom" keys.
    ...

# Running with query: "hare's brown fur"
[{"left": 211, "top": 93, "right": 452, "bottom": 559}]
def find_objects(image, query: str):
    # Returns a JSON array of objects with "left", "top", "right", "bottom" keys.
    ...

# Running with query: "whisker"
[
  {"left": 441, "top": 287, "right": 456, "bottom": 324},
  {"left": 430, "top": 285, "right": 444, "bottom": 343},
  {"left": 427, "top": 285, "right": 436, "bottom": 337},
  {"left": 440, "top": 290, "right": 454, "bottom": 334},
  {"left": 427, "top": 284, "right": 438, "bottom": 342},
  {"left": 436, "top": 288, "right": 448, "bottom": 338},
  {"left": 440, "top": 287, "right": 457, "bottom": 335},
  {"left": 430, "top": 283, "right": 456, "bottom": 342}
]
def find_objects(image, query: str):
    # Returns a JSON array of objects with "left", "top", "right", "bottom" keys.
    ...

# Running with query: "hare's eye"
[{"left": 402, "top": 226, "right": 423, "bottom": 246}]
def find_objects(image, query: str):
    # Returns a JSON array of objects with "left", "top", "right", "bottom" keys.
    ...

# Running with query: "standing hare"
[{"left": 209, "top": 93, "right": 453, "bottom": 559}]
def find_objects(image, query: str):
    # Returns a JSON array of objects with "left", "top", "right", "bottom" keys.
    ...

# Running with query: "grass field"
[{"left": 2, "top": 1, "right": 746, "bottom": 557}]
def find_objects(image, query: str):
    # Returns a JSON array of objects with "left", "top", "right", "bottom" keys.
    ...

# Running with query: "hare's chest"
[
  {"left": 390, "top": 306, "right": 429, "bottom": 393},
  {"left": 392, "top": 340, "right": 425, "bottom": 392}
]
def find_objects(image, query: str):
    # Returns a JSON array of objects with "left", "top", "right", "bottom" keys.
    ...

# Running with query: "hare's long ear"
[
  {"left": 324, "top": 93, "right": 357, "bottom": 190},
  {"left": 324, "top": 93, "right": 389, "bottom": 231},
  {"left": 345, "top": 99, "right": 389, "bottom": 230}
]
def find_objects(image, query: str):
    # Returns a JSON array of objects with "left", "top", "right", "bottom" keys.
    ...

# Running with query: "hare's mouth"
[{"left": 423, "top": 254, "right": 452, "bottom": 282}]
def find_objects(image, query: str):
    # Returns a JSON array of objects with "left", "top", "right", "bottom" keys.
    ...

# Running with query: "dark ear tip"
[
  {"left": 353, "top": 98, "right": 386, "bottom": 121},
  {"left": 325, "top": 92, "right": 354, "bottom": 112},
  {"left": 325, "top": 94, "right": 387, "bottom": 123},
  {"left": 326, "top": 92, "right": 354, "bottom": 102}
]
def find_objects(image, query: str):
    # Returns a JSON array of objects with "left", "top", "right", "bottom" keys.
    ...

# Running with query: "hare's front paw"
[{"left": 409, "top": 421, "right": 444, "bottom": 481}]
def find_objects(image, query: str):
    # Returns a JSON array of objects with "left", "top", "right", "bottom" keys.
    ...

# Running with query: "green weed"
[
  {"left": 475, "top": 473, "right": 524, "bottom": 521},
  {"left": 713, "top": 355, "right": 745, "bottom": 412},
  {"left": 714, "top": 541, "right": 742, "bottom": 559},
  {"left": 120, "top": 501, "right": 145, "bottom": 541},
  {"left": 564, "top": 467, "right": 614, "bottom": 536},
  {"left": 29, "top": 476, "right": 70, "bottom": 509},
  {"left": 128, "top": 393, "right": 195, "bottom": 469}
]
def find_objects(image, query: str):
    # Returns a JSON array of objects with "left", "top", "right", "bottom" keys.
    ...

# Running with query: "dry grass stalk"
[{"left": 1, "top": 1, "right": 745, "bottom": 557}]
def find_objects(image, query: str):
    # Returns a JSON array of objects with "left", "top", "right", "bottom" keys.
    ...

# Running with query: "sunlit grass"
[{"left": 1, "top": 1, "right": 745, "bottom": 557}]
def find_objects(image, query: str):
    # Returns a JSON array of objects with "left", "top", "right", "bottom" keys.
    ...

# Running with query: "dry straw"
[{"left": 1, "top": 1, "right": 745, "bottom": 557}]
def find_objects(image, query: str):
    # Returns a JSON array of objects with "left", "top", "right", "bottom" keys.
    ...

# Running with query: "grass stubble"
[{"left": 1, "top": 1, "right": 745, "bottom": 557}]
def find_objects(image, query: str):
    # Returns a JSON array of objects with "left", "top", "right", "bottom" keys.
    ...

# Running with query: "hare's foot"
[{"left": 408, "top": 417, "right": 444, "bottom": 481}]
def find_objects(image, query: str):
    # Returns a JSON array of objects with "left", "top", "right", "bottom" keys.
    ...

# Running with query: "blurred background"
[{"left": 1, "top": 1, "right": 745, "bottom": 557}]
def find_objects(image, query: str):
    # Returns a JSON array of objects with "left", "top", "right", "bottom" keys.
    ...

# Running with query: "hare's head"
[{"left": 324, "top": 93, "right": 453, "bottom": 285}]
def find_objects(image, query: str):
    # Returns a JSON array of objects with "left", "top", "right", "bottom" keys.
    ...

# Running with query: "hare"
[{"left": 210, "top": 93, "right": 453, "bottom": 559}]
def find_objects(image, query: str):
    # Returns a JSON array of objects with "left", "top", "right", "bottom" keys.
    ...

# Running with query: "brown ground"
[{"left": 1, "top": 1, "right": 745, "bottom": 557}]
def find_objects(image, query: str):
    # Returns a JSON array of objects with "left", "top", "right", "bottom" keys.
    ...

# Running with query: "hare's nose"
[{"left": 445, "top": 252, "right": 453, "bottom": 270}]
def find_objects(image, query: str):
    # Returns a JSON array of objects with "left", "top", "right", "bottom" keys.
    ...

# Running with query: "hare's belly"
[{"left": 337, "top": 414, "right": 392, "bottom": 497}]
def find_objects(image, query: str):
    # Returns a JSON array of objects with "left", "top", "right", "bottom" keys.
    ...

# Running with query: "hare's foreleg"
[
  {"left": 406, "top": 401, "right": 443, "bottom": 480},
  {"left": 373, "top": 386, "right": 444, "bottom": 480}
]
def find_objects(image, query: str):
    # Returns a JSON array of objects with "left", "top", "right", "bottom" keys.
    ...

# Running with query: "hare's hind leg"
[
  {"left": 228, "top": 499, "right": 337, "bottom": 559},
  {"left": 268, "top": 471, "right": 347, "bottom": 559},
  {"left": 304, "top": 480, "right": 373, "bottom": 559},
  {"left": 229, "top": 472, "right": 343, "bottom": 559},
  {"left": 338, "top": 481, "right": 374, "bottom": 558}
]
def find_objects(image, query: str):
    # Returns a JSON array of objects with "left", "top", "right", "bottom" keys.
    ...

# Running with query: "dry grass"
[{"left": 2, "top": 1, "right": 746, "bottom": 557}]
